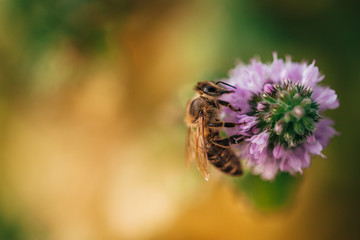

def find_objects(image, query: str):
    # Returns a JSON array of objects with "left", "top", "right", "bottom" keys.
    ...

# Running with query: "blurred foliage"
[
  {"left": 232, "top": 172, "right": 301, "bottom": 211},
  {"left": 7, "top": 0, "right": 132, "bottom": 54},
  {"left": 0, "top": 214, "right": 24, "bottom": 240}
]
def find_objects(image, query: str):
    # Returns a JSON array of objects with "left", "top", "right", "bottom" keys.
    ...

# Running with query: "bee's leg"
[
  {"left": 217, "top": 100, "right": 241, "bottom": 112},
  {"left": 210, "top": 135, "right": 246, "bottom": 147},
  {"left": 208, "top": 121, "right": 244, "bottom": 128}
]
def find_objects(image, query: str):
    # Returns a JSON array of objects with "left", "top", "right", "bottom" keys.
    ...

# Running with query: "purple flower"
[{"left": 221, "top": 53, "right": 339, "bottom": 180}]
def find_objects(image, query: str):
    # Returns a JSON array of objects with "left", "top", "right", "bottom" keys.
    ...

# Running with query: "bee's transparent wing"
[
  {"left": 185, "top": 126, "right": 196, "bottom": 168},
  {"left": 195, "top": 116, "right": 210, "bottom": 181}
]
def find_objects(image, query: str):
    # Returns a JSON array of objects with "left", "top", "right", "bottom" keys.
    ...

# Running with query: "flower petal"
[
  {"left": 273, "top": 145, "right": 284, "bottom": 159},
  {"left": 312, "top": 86, "right": 339, "bottom": 112}
]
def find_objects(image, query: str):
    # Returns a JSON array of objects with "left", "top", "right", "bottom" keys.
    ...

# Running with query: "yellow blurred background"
[{"left": 0, "top": 0, "right": 359, "bottom": 239}]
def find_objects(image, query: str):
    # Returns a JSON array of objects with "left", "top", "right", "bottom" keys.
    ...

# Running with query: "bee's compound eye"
[{"left": 204, "top": 86, "right": 217, "bottom": 93}]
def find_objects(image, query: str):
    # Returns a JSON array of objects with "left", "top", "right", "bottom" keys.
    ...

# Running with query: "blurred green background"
[{"left": 0, "top": 0, "right": 359, "bottom": 239}]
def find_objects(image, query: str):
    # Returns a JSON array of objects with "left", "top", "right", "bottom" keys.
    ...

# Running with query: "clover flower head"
[{"left": 221, "top": 53, "right": 339, "bottom": 180}]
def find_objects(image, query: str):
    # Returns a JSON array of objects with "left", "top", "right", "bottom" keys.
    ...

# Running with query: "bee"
[{"left": 185, "top": 81, "right": 246, "bottom": 181}]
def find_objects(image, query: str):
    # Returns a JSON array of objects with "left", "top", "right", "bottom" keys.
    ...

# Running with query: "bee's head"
[{"left": 194, "top": 81, "right": 236, "bottom": 97}]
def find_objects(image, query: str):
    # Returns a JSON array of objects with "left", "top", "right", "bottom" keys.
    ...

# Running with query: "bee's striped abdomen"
[{"left": 207, "top": 144, "right": 243, "bottom": 176}]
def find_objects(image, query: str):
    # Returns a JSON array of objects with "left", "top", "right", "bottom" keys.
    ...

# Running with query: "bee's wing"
[
  {"left": 195, "top": 116, "right": 210, "bottom": 181},
  {"left": 185, "top": 126, "right": 196, "bottom": 168}
]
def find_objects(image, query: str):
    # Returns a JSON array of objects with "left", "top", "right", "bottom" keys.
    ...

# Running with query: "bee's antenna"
[{"left": 215, "top": 81, "right": 236, "bottom": 89}]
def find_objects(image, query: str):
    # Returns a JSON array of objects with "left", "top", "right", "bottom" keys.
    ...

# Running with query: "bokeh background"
[{"left": 0, "top": 0, "right": 359, "bottom": 239}]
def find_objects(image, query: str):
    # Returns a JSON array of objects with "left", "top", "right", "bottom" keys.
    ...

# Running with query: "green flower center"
[{"left": 250, "top": 80, "right": 320, "bottom": 149}]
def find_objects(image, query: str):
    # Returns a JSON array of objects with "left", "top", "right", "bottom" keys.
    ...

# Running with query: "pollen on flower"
[{"left": 222, "top": 53, "right": 339, "bottom": 180}]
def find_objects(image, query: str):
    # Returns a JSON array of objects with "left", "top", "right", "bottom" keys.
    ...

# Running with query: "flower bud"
[
  {"left": 301, "top": 98, "right": 311, "bottom": 105},
  {"left": 306, "top": 134, "right": 315, "bottom": 144},
  {"left": 263, "top": 84, "right": 274, "bottom": 94},
  {"left": 284, "top": 112, "right": 291, "bottom": 122},
  {"left": 293, "top": 106, "right": 305, "bottom": 118},
  {"left": 293, "top": 93, "right": 301, "bottom": 100},
  {"left": 274, "top": 121, "right": 284, "bottom": 135},
  {"left": 257, "top": 103, "right": 266, "bottom": 111},
  {"left": 279, "top": 91, "right": 289, "bottom": 100}
]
